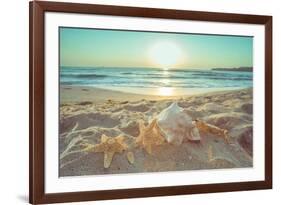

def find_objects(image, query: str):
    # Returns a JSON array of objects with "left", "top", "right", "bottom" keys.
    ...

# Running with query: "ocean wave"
[
  {"left": 147, "top": 76, "right": 252, "bottom": 81},
  {"left": 206, "top": 77, "right": 252, "bottom": 81},
  {"left": 61, "top": 74, "right": 252, "bottom": 81},
  {"left": 167, "top": 69, "right": 212, "bottom": 73},
  {"left": 61, "top": 74, "right": 108, "bottom": 78},
  {"left": 192, "top": 73, "right": 230, "bottom": 77},
  {"left": 60, "top": 67, "right": 253, "bottom": 88}
]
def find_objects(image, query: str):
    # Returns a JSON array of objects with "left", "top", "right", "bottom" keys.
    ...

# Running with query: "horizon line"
[{"left": 60, "top": 65, "right": 253, "bottom": 70}]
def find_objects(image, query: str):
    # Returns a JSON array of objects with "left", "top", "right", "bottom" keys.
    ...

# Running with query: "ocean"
[{"left": 60, "top": 66, "right": 253, "bottom": 95}]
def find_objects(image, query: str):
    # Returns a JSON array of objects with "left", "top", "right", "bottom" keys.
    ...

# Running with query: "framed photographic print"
[{"left": 29, "top": 1, "right": 272, "bottom": 204}]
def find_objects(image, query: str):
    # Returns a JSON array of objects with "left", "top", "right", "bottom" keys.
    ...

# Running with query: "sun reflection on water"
[{"left": 161, "top": 79, "right": 170, "bottom": 86}]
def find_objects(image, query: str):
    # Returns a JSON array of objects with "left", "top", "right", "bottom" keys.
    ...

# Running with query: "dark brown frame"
[{"left": 29, "top": 1, "right": 272, "bottom": 204}]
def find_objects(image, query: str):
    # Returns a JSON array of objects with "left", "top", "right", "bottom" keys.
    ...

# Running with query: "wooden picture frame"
[{"left": 29, "top": 1, "right": 272, "bottom": 204}]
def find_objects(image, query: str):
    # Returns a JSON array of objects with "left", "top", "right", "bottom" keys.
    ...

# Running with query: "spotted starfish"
[
  {"left": 135, "top": 119, "right": 166, "bottom": 154},
  {"left": 84, "top": 134, "right": 128, "bottom": 168}
]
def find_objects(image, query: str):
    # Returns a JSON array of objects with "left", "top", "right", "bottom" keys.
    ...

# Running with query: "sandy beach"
[{"left": 59, "top": 86, "right": 253, "bottom": 176}]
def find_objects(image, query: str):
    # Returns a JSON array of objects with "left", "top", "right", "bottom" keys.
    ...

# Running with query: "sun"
[{"left": 149, "top": 41, "right": 182, "bottom": 69}]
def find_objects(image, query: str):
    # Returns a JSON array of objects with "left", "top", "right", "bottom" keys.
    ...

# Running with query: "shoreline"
[{"left": 60, "top": 85, "right": 251, "bottom": 104}]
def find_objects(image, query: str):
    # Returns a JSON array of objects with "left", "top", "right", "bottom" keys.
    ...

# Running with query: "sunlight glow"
[
  {"left": 158, "top": 87, "right": 174, "bottom": 96},
  {"left": 149, "top": 41, "right": 182, "bottom": 68},
  {"left": 160, "top": 78, "right": 170, "bottom": 87},
  {"left": 162, "top": 70, "right": 169, "bottom": 75}
]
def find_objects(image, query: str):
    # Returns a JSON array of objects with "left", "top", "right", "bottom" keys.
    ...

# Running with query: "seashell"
[
  {"left": 127, "top": 151, "right": 135, "bottom": 164},
  {"left": 194, "top": 119, "right": 229, "bottom": 143},
  {"left": 155, "top": 102, "right": 201, "bottom": 145}
]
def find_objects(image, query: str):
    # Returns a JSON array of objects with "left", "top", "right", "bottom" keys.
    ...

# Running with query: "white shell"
[{"left": 156, "top": 102, "right": 201, "bottom": 145}]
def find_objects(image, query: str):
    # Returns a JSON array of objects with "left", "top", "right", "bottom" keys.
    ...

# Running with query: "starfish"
[
  {"left": 84, "top": 134, "right": 128, "bottom": 168},
  {"left": 135, "top": 119, "right": 166, "bottom": 154},
  {"left": 194, "top": 119, "right": 229, "bottom": 143}
]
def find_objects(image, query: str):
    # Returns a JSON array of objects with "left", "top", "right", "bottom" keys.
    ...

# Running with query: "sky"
[{"left": 60, "top": 27, "right": 253, "bottom": 69}]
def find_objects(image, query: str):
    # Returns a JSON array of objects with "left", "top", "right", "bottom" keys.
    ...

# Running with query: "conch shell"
[
  {"left": 126, "top": 151, "right": 135, "bottom": 164},
  {"left": 156, "top": 102, "right": 201, "bottom": 145}
]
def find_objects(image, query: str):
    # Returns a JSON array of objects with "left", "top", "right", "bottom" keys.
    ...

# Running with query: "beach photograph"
[{"left": 59, "top": 27, "right": 253, "bottom": 177}]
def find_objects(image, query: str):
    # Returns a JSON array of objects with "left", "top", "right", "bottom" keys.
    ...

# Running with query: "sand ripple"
[{"left": 59, "top": 88, "right": 253, "bottom": 176}]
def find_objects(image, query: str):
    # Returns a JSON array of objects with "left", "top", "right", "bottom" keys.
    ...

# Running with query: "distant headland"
[{"left": 212, "top": 67, "right": 253, "bottom": 72}]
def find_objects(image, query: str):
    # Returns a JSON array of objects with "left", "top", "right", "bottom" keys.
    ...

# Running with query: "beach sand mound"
[
  {"left": 60, "top": 112, "right": 120, "bottom": 133},
  {"left": 59, "top": 88, "right": 253, "bottom": 176},
  {"left": 204, "top": 112, "right": 252, "bottom": 130},
  {"left": 232, "top": 125, "right": 253, "bottom": 156},
  {"left": 197, "top": 102, "right": 227, "bottom": 113},
  {"left": 119, "top": 121, "right": 140, "bottom": 137},
  {"left": 236, "top": 102, "right": 253, "bottom": 114},
  {"left": 123, "top": 101, "right": 150, "bottom": 112}
]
